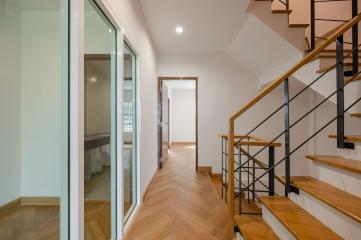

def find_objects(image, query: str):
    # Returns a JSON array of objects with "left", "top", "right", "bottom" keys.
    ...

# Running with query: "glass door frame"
[
  {"left": 123, "top": 40, "right": 139, "bottom": 224},
  {"left": 69, "top": 0, "right": 137, "bottom": 239},
  {"left": 84, "top": 0, "right": 118, "bottom": 239}
]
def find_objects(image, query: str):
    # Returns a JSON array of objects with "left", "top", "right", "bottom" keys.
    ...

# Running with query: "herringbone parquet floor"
[
  {"left": 124, "top": 144, "right": 233, "bottom": 240},
  {"left": 0, "top": 201, "right": 110, "bottom": 240}
]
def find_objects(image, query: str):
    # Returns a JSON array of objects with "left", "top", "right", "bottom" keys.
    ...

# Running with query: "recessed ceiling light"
[
  {"left": 176, "top": 26, "right": 184, "bottom": 34},
  {"left": 89, "top": 76, "right": 97, "bottom": 83}
]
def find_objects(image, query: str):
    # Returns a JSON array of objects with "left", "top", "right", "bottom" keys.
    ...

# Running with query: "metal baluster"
[
  {"left": 311, "top": 0, "right": 315, "bottom": 50},
  {"left": 269, "top": 146, "right": 275, "bottom": 196},
  {"left": 224, "top": 138, "right": 228, "bottom": 203},
  {"left": 352, "top": 0, "right": 358, "bottom": 75},
  {"left": 252, "top": 149, "right": 255, "bottom": 201},
  {"left": 336, "top": 35, "right": 345, "bottom": 149},
  {"left": 247, "top": 141, "right": 250, "bottom": 203},
  {"left": 238, "top": 148, "right": 242, "bottom": 214},
  {"left": 221, "top": 137, "right": 224, "bottom": 199},
  {"left": 284, "top": 78, "right": 291, "bottom": 197}
]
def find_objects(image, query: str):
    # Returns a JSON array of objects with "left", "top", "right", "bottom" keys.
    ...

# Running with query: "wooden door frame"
[{"left": 158, "top": 77, "right": 199, "bottom": 171}]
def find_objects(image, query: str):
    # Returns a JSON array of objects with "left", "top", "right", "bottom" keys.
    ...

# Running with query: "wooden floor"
[
  {"left": 0, "top": 201, "right": 110, "bottom": 240},
  {"left": 124, "top": 144, "right": 233, "bottom": 240}
]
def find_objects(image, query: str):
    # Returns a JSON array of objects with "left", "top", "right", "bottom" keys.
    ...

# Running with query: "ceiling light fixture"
[
  {"left": 176, "top": 26, "right": 184, "bottom": 34},
  {"left": 89, "top": 76, "right": 97, "bottom": 83}
]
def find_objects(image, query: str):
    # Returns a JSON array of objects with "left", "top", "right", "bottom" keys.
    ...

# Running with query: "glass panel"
[
  {"left": 0, "top": 0, "right": 69, "bottom": 239},
  {"left": 123, "top": 42, "right": 137, "bottom": 221},
  {"left": 84, "top": 0, "right": 117, "bottom": 239}
]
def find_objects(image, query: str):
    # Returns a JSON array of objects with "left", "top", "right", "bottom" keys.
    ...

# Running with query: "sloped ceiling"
[{"left": 227, "top": 14, "right": 302, "bottom": 79}]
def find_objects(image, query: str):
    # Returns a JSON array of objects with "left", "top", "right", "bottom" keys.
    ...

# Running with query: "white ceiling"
[{"left": 138, "top": 0, "right": 250, "bottom": 53}]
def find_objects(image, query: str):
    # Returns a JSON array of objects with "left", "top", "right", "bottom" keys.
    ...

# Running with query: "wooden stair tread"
[
  {"left": 351, "top": 113, "right": 361, "bottom": 117},
  {"left": 306, "top": 155, "right": 361, "bottom": 174},
  {"left": 329, "top": 134, "right": 361, "bottom": 142},
  {"left": 259, "top": 196, "right": 342, "bottom": 239},
  {"left": 272, "top": 9, "right": 292, "bottom": 14},
  {"left": 235, "top": 214, "right": 279, "bottom": 240},
  {"left": 235, "top": 141, "right": 282, "bottom": 147},
  {"left": 290, "top": 176, "right": 361, "bottom": 223},
  {"left": 289, "top": 23, "right": 309, "bottom": 28},
  {"left": 220, "top": 134, "right": 282, "bottom": 147},
  {"left": 235, "top": 136, "right": 282, "bottom": 147}
]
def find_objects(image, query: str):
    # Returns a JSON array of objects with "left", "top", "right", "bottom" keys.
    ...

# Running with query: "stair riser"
[
  {"left": 309, "top": 161, "right": 361, "bottom": 198},
  {"left": 319, "top": 58, "right": 359, "bottom": 69},
  {"left": 262, "top": 205, "right": 296, "bottom": 240},
  {"left": 289, "top": 191, "right": 361, "bottom": 240},
  {"left": 337, "top": 144, "right": 361, "bottom": 161}
]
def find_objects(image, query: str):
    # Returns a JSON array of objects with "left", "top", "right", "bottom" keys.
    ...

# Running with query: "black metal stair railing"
[
  {"left": 221, "top": 136, "right": 279, "bottom": 215},
  {"left": 222, "top": 24, "right": 361, "bottom": 218},
  {"left": 311, "top": 0, "right": 359, "bottom": 75}
]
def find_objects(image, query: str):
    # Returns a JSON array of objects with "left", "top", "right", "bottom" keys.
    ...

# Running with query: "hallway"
[{"left": 124, "top": 144, "right": 232, "bottom": 240}]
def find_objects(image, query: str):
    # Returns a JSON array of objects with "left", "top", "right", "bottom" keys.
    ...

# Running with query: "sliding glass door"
[
  {"left": 123, "top": 42, "right": 137, "bottom": 221},
  {"left": 84, "top": 0, "right": 117, "bottom": 238}
]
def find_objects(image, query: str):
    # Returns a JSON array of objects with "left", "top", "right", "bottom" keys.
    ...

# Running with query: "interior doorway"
[{"left": 158, "top": 77, "right": 199, "bottom": 170}]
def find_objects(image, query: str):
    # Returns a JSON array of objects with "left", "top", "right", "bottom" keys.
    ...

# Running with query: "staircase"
[
  {"left": 253, "top": 0, "right": 361, "bottom": 115},
  {"left": 221, "top": 1, "right": 361, "bottom": 239}
]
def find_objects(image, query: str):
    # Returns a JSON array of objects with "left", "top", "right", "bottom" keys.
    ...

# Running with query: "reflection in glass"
[
  {"left": 123, "top": 43, "right": 137, "bottom": 221},
  {"left": 0, "top": 0, "right": 68, "bottom": 239},
  {"left": 84, "top": 0, "right": 116, "bottom": 239}
]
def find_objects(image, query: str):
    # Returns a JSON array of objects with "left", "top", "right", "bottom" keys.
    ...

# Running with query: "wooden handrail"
[
  {"left": 227, "top": 13, "right": 361, "bottom": 219},
  {"left": 230, "top": 13, "right": 361, "bottom": 121},
  {"left": 220, "top": 134, "right": 282, "bottom": 147}
]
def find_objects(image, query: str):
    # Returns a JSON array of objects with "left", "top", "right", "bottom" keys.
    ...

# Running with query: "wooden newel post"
[{"left": 227, "top": 119, "right": 235, "bottom": 219}]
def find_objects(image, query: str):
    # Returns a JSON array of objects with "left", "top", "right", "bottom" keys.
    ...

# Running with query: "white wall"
[
  {"left": 0, "top": 3, "right": 22, "bottom": 205},
  {"left": 158, "top": 52, "right": 311, "bottom": 177},
  {"left": 20, "top": 11, "right": 64, "bottom": 197},
  {"left": 0, "top": 7, "right": 69, "bottom": 202},
  {"left": 170, "top": 89, "right": 196, "bottom": 143}
]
